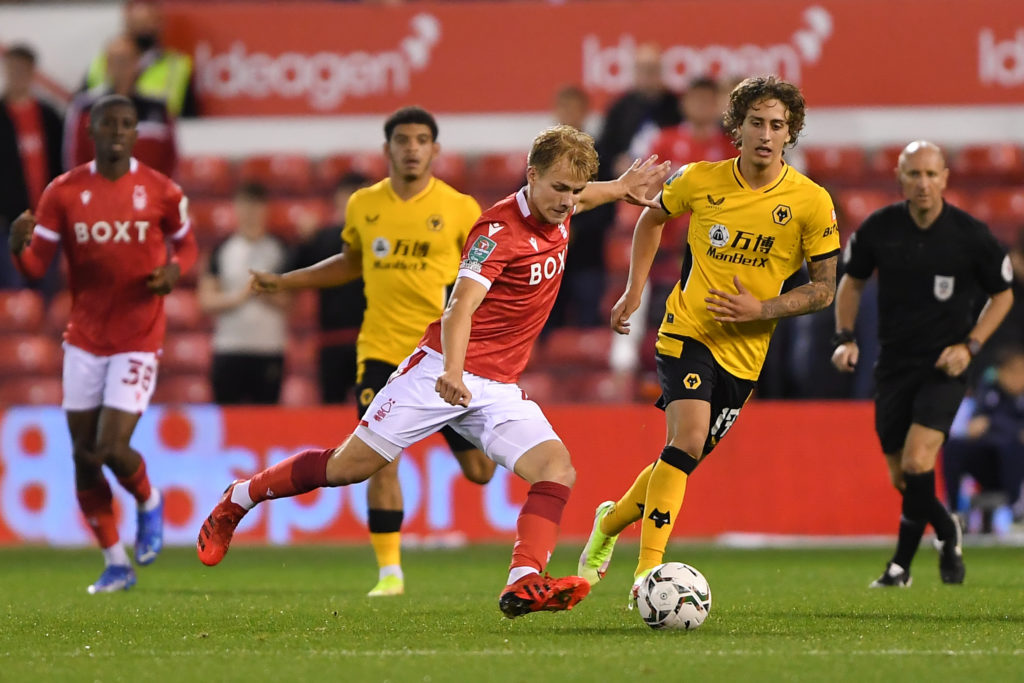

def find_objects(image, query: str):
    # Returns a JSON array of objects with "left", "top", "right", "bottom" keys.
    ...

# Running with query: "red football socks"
[
  {"left": 508, "top": 481, "right": 571, "bottom": 575},
  {"left": 116, "top": 459, "right": 152, "bottom": 504},
  {"left": 247, "top": 448, "right": 333, "bottom": 504},
  {"left": 76, "top": 480, "right": 120, "bottom": 548}
]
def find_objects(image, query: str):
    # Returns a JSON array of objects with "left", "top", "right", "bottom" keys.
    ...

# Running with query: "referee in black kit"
[{"left": 831, "top": 140, "right": 1014, "bottom": 588}]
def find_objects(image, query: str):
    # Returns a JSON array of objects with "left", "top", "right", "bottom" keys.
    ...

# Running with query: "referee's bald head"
[{"left": 898, "top": 140, "right": 946, "bottom": 170}]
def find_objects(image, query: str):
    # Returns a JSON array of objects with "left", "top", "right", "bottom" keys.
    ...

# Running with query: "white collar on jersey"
[
  {"left": 515, "top": 187, "right": 531, "bottom": 218},
  {"left": 89, "top": 157, "right": 139, "bottom": 174}
]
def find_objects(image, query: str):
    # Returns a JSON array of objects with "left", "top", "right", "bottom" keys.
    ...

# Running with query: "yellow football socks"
[
  {"left": 635, "top": 456, "right": 691, "bottom": 578},
  {"left": 370, "top": 531, "right": 401, "bottom": 570},
  {"left": 599, "top": 463, "right": 654, "bottom": 537}
]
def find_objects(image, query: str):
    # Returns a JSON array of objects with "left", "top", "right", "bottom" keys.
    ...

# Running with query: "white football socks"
[
  {"left": 230, "top": 480, "right": 255, "bottom": 510},
  {"left": 101, "top": 543, "right": 130, "bottom": 567}
]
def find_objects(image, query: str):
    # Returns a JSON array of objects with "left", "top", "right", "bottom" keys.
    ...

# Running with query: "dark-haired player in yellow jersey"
[
  {"left": 251, "top": 106, "right": 495, "bottom": 597},
  {"left": 578, "top": 76, "right": 841, "bottom": 599}
]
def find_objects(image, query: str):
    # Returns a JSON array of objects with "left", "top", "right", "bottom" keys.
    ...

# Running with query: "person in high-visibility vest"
[{"left": 83, "top": 1, "right": 197, "bottom": 118}]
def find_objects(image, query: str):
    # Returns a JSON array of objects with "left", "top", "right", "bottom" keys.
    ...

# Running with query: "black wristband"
[
  {"left": 831, "top": 329, "right": 856, "bottom": 349},
  {"left": 965, "top": 337, "right": 982, "bottom": 357}
]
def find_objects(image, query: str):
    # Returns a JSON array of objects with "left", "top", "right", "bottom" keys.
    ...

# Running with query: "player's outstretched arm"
[
  {"left": 610, "top": 203, "right": 671, "bottom": 334},
  {"left": 577, "top": 155, "right": 672, "bottom": 213},
  {"left": 250, "top": 249, "right": 362, "bottom": 294},
  {"left": 436, "top": 277, "right": 487, "bottom": 406},
  {"left": 830, "top": 273, "right": 867, "bottom": 372}
]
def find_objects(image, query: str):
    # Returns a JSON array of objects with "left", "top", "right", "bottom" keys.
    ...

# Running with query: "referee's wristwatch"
[
  {"left": 830, "top": 329, "right": 856, "bottom": 351},
  {"left": 965, "top": 337, "right": 982, "bottom": 357}
]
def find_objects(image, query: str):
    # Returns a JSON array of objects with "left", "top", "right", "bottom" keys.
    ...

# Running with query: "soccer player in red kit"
[
  {"left": 197, "top": 126, "right": 669, "bottom": 618},
  {"left": 8, "top": 94, "right": 197, "bottom": 593}
]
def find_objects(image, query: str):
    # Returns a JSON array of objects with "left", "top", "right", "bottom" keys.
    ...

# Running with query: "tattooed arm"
[{"left": 705, "top": 255, "right": 838, "bottom": 323}]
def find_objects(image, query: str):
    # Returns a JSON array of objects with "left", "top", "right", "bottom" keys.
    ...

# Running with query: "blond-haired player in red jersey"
[
  {"left": 9, "top": 94, "right": 197, "bottom": 594},
  {"left": 197, "top": 125, "right": 670, "bottom": 619}
]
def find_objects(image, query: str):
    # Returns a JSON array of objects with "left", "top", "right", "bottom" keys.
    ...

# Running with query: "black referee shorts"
[
  {"left": 655, "top": 334, "right": 756, "bottom": 456},
  {"left": 356, "top": 358, "right": 476, "bottom": 453},
  {"left": 873, "top": 361, "right": 968, "bottom": 455}
]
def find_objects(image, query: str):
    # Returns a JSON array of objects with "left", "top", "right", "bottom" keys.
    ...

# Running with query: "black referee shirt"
[{"left": 844, "top": 200, "right": 1011, "bottom": 364}]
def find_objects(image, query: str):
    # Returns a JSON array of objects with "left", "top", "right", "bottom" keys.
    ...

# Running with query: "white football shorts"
[
  {"left": 62, "top": 342, "right": 159, "bottom": 414},
  {"left": 354, "top": 347, "right": 560, "bottom": 470}
]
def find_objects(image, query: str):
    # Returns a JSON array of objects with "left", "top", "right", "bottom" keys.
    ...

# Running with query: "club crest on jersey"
[
  {"left": 934, "top": 275, "right": 955, "bottom": 301},
  {"left": 772, "top": 204, "right": 792, "bottom": 226},
  {"left": 709, "top": 224, "right": 730, "bottom": 247},
  {"left": 132, "top": 185, "right": 147, "bottom": 210},
  {"left": 372, "top": 237, "right": 391, "bottom": 258},
  {"left": 80, "top": 190, "right": 91, "bottom": 206},
  {"left": 467, "top": 235, "right": 497, "bottom": 264},
  {"left": 427, "top": 214, "right": 444, "bottom": 231}
]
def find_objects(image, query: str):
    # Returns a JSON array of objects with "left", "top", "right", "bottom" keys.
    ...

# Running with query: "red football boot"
[
  {"left": 197, "top": 480, "right": 248, "bottom": 566},
  {"left": 498, "top": 573, "right": 591, "bottom": 619}
]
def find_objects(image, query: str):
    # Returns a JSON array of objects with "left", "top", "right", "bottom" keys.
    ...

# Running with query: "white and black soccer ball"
[{"left": 634, "top": 562, "right": 712, "bottom": 630}]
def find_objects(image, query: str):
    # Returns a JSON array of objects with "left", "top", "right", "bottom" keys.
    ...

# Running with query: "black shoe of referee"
[{"left": 938, "top": 513, "right": 966, "bottom": 584}]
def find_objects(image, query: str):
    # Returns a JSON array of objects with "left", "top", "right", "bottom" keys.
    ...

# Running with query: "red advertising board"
[
  {"left": 161, "top": 0, "right": 1024, "bottom": 116},
  {"left": 0, "top": 402, "right": 901, "bottom": 547}
]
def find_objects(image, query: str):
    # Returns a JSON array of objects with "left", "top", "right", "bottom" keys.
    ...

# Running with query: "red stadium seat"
[
  {"left": 0, "top": 334, "right": 62, "bottom": 375},
  {"left": 867, "top": 145, "right": 904, "bottom": 179},
  {"left": 605, "top": 233, "right": 633, "bottom": 273},
  {"left": 0, "top": 375, "right": 63, "bottom": 406},
  {"left": 0, "top": 290, "right": 45, "bottom": 333},
  {"left": 952, "top": 144, "right": 1024, "bottom": 183},
  {"left": 288, "top": 290, "right": 319, "bottom": 333},
  {"left": 346, "top": 152, "right": 389, "bottom": 181},
  {"left": 315, "top": 154, "right": 353, "bottom": 191},
  {"left": 267, "top": 198, "right": 331, "bottom": 241},
  {"left": 517, "top": 372, "right": 555, "bottom": 404},
  {"left": 281, "top": 373, "right": 319, "bottom": 406},
  {"left": 836, "top": 189, "right": 900, "bottom": 229},
  {"left": 161, "top": 332, "right": 212, "bottom": 374},
  {"left": 285, "top": 334, "right": 318, "bottom": 377},
  {"left": 567, "top": 369, "right": 633, "bottom": 403},
  {"left": 473, "top": 152, "right": 527, "bottom": 195},
  {"left": 802, "top": 146, "right": 867, "bottom": 184},
  {"left": 188, "top": 199, "right": 236, "bottom": 243},
  {"left": 533, "top": 328, "right": 612, "bottom": 370},
  {"left": 968, "top": 188, "right": 1024, "bottom": 242},
  {"left": 177, "top": 155, "right": 235, "bottom": 198},
  {"left": 45, "top": 290, "right": 71, "bottom": 335},
  {"left": 432, "top": 153, "right": 469, "bottom": 190},
  {"left": 152, "top": 374, "right": 212, "bottom": 404},
  {"left": 163, "top": 288, "right": 203, "bottom": 331},
  {"left": 238, "top": 154, "right": 314, "bottom": 195}
]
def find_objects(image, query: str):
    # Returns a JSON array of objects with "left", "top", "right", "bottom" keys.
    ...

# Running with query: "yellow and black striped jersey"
[
  {"left": 657, "top": 158, "right": 839, "bottom": 380},
  {"left": 342, "top": 177, "right": 480, "bottom": 367}
]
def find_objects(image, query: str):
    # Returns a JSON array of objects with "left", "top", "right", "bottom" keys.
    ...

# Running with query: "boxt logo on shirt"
[
  {"left": 528, "top": 248, "right": 567, "bottom": 285},
  {"left": 74, "top": 221, "right": 152, "bottom": 244}
]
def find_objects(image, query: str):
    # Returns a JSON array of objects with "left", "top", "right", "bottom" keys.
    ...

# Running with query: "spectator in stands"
[
  {"left": 290, "top": 172, "right": 370, "bottom": 403},
  {"left": 199, "top": 182, "right": 289, "bottom": 404},
  {"left": 595, "top": 43, "right": 681, "bottom": 179},
  {"left": 83, "top": 0, "right": 197, "bottom": 118},
  {"left": 641, "top": 76, "right": 733, "bottom": 166},
  {"left": 66, "top": 35, "right": 178, "bottom": 178},
  {"left": 0, "top": 44, "right": 64, "bottom": 294},
  {"left": 942, "top": 345, "right": 1024, "bottom": 529},
  {"left": 547, "top": 85, "right": 614, "bottom": 328}
]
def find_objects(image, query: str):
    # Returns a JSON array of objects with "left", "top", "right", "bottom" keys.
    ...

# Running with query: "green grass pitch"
[{"left": 2, "top": 544, "right": 1023, "bottom": 682}]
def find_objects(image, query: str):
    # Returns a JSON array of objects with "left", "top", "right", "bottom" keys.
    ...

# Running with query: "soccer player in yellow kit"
[
  {"left": 578, "top": 77, "right": 841, "bottom": 599},
  {"left": 251, "top": 106, "right": 495, "bottom": 596}
]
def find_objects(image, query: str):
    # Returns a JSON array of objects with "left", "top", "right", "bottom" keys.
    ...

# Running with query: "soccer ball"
[{"left": 634, "top": 562, "right": 712, "bottom": 630}]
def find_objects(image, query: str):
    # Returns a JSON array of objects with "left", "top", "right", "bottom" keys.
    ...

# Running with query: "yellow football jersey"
[
  {"left": 342, "top": 177, "right": 481, "bottom": 367},
  {"left": 657, "top": 158, "right": 839, "bottom": 380}
]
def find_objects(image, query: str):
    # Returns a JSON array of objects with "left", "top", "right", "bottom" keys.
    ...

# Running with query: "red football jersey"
[
  {"left": 649, "top": 124, "right": 734, "bottom": 169},
  {"left": 420, "top": 189, "right": 569, "bottom": 384},
  {"left": 26, "top": 159, "right": 195, "bottom": 354}
]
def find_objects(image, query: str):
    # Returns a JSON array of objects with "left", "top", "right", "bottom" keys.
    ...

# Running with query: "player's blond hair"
[{"left": 527, "top": 125, "right": 599, "bottom": 181}]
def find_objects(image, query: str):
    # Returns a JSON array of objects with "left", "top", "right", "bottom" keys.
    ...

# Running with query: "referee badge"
[{"left": 934, "top": 275, "right": 954, "bottom": 301}]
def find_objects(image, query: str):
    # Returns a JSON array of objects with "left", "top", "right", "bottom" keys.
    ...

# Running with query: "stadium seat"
[
  {"left": 867, "top": 145, "right": 904, "bottom": 179},
  {"left": 605, "top": 233, "right": 633, "bottom": 273},
  {"left": 267, "top": 198, "right": 331, "bottom": 241},
  {"left": 952, "top": 144, "right": 1024, "bottom": 183},
  {"left": 836, "top": 189, "right": 900, "bottom": 229},
  {"left": 0, "top": 375, "right": 62, "bottom": 406},
  {"left": 534, "top": 328, "right": 612, "bottom": 370},
  {"left": 346, "top": 152, "right": 389, "bottom": 181},
  {"left": 288, "top": 290, "right": 319, "bottom": 333},
  {"left": 802, "top": 146, "right": 867, "bottom": 184},
  {"left": 567, "top": 369, "right": 632, "bottom": 403},
  {"left": 285, "top": 334, "right": 318, "bottom": 377},
  {"left": 0, "top": 289, "right": 45, "bottom": 333},
  {"left": 152, "top": 374, "right": 211, "bottom": 404},
  {"left": 432, "top": 153, "right": 469, "bottom": 189},
  {"left": 281, "top": 373, "right": 319, "bottom": 406},
  {"left": 161, "top": 332, "right": 212, "bottom": 374},
  {"left": 968, "top": 188, "right": 1024, "bottom": 243},
  {"left": 238, "top": 154, "right": 314, "bottom": 195},
  {"left": 177, "top": 155, "right": 235, "bottom": 198},
  {"left": 517, "top": 372, "right": 555, "bottom": 404},
  {"left": 473, "top": 152, "right": 527, "bottom": 194},
  {"left": 163, "top": 288, "right": 203, "bottom": 331},
  {"left": 315, "top": 154, "right": 354, "bottom": 192},
  {"left": 188, "top": 199, "right": 236, "bottom": 243},
  {"left": 45, "top": 290, "right": 71, "bottom": 334},
  {"left": 0, "top": 334, "right": 62, "bottom": 375}
]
